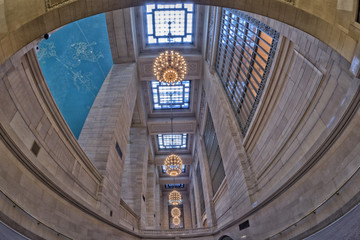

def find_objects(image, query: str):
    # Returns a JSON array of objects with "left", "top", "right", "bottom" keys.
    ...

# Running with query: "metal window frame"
[
  {"left": 157, "top": 133, "right": 188, "bottom": 150},
  {"left": 164, "top": 183, "right": 185, "bottom": 189},
  {"left": 216, "top": 9, "right": 279, "bottom": 136},
  {"left": 145, "top": 3, "right": 195, "bottom": 45},
  {"left": 151, "top": 80, "right": 191, "bottom": 110}
]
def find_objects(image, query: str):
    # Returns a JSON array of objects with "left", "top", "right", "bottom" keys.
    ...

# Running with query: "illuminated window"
[
  {"left": 152, "top": 81, "right": 190, "bottom": 110},
  {"left": 158, "top": 134, "right": 187, "bottom": 150},
  {"left": 164, "top": 184, "right": 185, "bottom": 189},
  {"left": 216, "top": 9, "right": 279, "bottom": 136},
  {"left": 162, "top": 165, "right": 186, "bottom": 174},
  {"left": 145, "top": 3, "right": 194, "bottom": 44}
]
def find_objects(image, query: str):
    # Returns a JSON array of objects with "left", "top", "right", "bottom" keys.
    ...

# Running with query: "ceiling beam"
[
  {"left": 147, "top": 117, "right": 197, "bottom": 135},
  {"left": 155, "top": 154, "right": 193, "bottom": 166},
  {"left": 159, "top": 176, "right": 190, "bottom": 185}
]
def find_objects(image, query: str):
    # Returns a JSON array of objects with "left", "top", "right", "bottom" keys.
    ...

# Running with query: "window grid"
[
  {"left": 164, "top": 184, "right": 185, "bottom": 189},
  {"left": 216, "top": 9, "right": 279, "bottom": 136},
  {"left": 157, "top": 134, "right": 188, "bottom": 150},
  {"left": 162, "top": 165, "right": 186, "bottom": 174},
  {"left": 151, "top": 81, "right": 191, "bottom": 110},
  {"left": 145, "top": 3, "right": 194, "bottom": 44}
]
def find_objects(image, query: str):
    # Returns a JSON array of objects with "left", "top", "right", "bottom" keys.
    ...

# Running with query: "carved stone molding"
[
  {"left": 45, "top": 0, "right": 76, "bottom": 10},
  {"left": 283, "top": 0, "right": 296, "bottom": 5},
  {"left": 147, "top": 118, "right": 197, "bottom": 135}
]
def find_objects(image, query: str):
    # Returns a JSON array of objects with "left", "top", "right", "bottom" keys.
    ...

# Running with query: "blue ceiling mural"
[{"left": 37, "top": 13, "right": 113, "bottom": 139}]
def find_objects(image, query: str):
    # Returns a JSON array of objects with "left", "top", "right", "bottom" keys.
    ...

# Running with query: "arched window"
[{"left": 219, "top": 236, "right": 234, "bottom": 240}]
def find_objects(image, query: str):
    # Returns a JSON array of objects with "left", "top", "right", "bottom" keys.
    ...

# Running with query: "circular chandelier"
[
  {"left": 172, "top": 216, "right": 181, "bottom": 226},
  {"left": 169, "top": 190, "right": 182, "bottom": 206},
  {"left": 153, "top": 50, "right": 187, "bottom": 84},
  {"left": 164, "top": 154, "right": 183, "bottom": 176},
  {"left": 171, "top": 207, "right": 181, "bottom": 218}
]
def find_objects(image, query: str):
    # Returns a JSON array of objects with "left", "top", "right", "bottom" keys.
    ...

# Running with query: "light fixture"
[
  {"left": 153, "top": 51, "right": 187, "bottom": 84},
  {"left": 163, "top": 92, "right": 183, "bottom": 177},
  {"left": 172, "top": 216, "right": 181, "bottom": 226},
  {"left": 164, "top": 154, "right": 183, "bottom": 176},
  {"left": 169, "top": 190, "right": 182, "bottom": 206},
  {"left": 171, "top": 207, "right": 181, "bottom": 218},
  {"left": 153, "top": 21, "right": 187, "bottom": 85}
]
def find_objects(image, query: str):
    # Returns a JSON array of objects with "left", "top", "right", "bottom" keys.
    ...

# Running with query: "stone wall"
[
  {"left": 0, "top": 48, "right": 140, "bottom": 239},
  {"left": 0, "top": 0, "right": 358, "bottom": 67},
  {"left": 198, "top": 7, "right": 360, "bottom": 240},
  {"left": 78, "top": 63, "right": 138, "bottom": 215}
]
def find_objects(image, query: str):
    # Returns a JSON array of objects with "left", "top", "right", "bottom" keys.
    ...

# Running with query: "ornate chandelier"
[
  {"left": 153, "top": 50, "right": 187, "bottom": 84},
  {"left": 171, "top": 207, "right": 181, "bottom": 218},
  {"left": 164, "top": 154, "right": 183, "bottom": 176},
  {"left": 172, "top": 216, "right": 181, "bottom": 226},
  {"left": 169, "top": 190, "right": 182, "bottom": 206}
]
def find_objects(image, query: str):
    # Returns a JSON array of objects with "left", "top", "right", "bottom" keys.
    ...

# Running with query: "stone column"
[
  {"left": 202, "top": 61, "right": 256, "bottom": 217},
  {"left": 120, "top": 127, "right": 149, "bottom": 227},
  {"left": 196, "top": 134, "right": 217, "bottom": 227},
  {"left": 78, "top": 63, "right": 138, "bottom": 214},
  {"left": 191, "top": 165, "right": 202, "bottom": 228},
  {"left": 145, "top": 159, "right": 156, "bottom": 229},
  {"left": 182, "top": 192, "right": 192, "bottom": 229},
  {"left": 189, "top": 185, "right": 197, "bottom": 228},
  {"left": 161, "top": 194, "right": 170, "bottom": 229},
  {"left": 154, "top": 180, "right": 161, "bottom": 229}
]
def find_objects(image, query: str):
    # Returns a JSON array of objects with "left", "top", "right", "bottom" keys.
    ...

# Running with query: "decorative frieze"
[
  {"left": 283, "top": 0, "right": 296, "bottom": 5},
  {"left": 45, "top": 0, "right": 76, "bottom": 10}
]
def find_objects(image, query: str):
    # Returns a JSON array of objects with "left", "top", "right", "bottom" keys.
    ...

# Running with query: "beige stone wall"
[
  {"left": 120, "top": 127, "right": 149, "bottom": 225},
  {"left": 145, "top": 160, "right": 156, "bottom": 229},
  {"left": 0, "top": 48, "right": 140, "bottom": 239},
  {"left": 0, "top": 0, "right": 358, "bottom": 66},
  {"left": 78, "top": 63, "right": 138, "bottom": 216},
  {"left": 199, "top": 8, "right": 360, "bottom": 240}
]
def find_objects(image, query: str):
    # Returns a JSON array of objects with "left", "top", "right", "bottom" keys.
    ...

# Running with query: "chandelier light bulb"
[
  {"left": 172, "top": 216, "right": 181, "bottom": 226},
  {"left": 169, "top": 190, "right": 182, "bottom": 206},
  {"left": 171, "top": 207, "right": 181, "bottom": 218},
  {"left": 164, "top": 154, "right": 183, "bottom": 176},
  {"left": 153, "top": 50, "right": 187, "bottom": 84}
]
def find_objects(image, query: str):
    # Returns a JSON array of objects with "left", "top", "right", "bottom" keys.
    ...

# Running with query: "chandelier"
[
  {"left": 172, "top": 216, "right": 181, "bottom": 226},
  {"left": 171, "top": 207, "right": 181, "bottom": 218},
  {"left": 153, "top": 21, "right": 187, "bottom": 85},
  {"left": 164, "top": 154, "right": 183, "bottom": 176},
  {"left": 153, "top": 51, "right": 187, "bottom": 84},
  {"left": 169, "top": 190, "right": 182, "bottom": 206}
]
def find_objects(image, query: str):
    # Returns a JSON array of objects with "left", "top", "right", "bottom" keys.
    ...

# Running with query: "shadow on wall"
[{"left": 219, "top": 235, "right": 234, "bottom": 240}]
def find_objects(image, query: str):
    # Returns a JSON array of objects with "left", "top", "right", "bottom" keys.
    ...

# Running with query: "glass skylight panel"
[
  {"left": 165, "top": 184, "right": 185, "bottom": 189},
  {"left": 162, "top": 165, "right": 185, "bottom": 173},
  {"left": 158, "top": 134, "right": 187, "bottom": 150},
  {"left": 152, "top": 81, "right": 190, "bottom": 110},
  {"left": 145, "top": 3, "right": 194, "bottom": 44}
]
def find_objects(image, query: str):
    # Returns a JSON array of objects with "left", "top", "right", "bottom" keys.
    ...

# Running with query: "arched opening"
[{"left": 219, "top": 236, "right": 234, "bottom": 240}]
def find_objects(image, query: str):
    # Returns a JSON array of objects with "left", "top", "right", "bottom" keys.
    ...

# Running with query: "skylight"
[
  {"left": 145, "top": 3, "right": 194, "bottom": 44},
  {"left": 158, "top": 134, "right": 188, "bottom": 150},
  {"left": 152, "top": 81, "right": 190, "bottom": 110},
  {"left": 165, "top": 183, "right": 185, "bottom": 189},
  {"left": 162, "top": 165, "right": 186, "bottom": 174}
]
